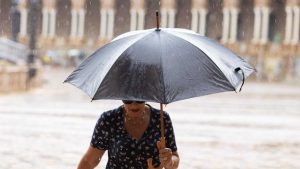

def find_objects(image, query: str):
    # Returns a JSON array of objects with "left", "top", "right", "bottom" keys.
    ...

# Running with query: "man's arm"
[{"left": 77, "top": 146, "right": 106, "bottom": 169}]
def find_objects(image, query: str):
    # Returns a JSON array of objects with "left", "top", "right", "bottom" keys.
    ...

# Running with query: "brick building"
[{"left": 0, "top": 0, "right": 299, "bottom": 81}]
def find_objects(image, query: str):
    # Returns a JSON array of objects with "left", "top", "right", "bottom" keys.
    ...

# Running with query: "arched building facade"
[{"left": 0, "top": 0, "right": 299, "bottom": 81}]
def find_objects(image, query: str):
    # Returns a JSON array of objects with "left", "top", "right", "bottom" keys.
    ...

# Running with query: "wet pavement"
[{"left": 0, "top": 67, "right": 300, "bottom": 169}]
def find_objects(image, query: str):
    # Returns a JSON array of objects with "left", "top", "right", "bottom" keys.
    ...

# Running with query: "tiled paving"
[{"left": 0, "top": 67, "right": 299, "bottom": 169}]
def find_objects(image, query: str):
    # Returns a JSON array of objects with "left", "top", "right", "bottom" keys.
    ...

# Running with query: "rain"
[{"left": 0, "top": 0, "right": 300, "bottom": 169}]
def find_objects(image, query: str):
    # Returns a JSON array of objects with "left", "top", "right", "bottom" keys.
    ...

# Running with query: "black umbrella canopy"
[{"left": 64, "top": 28, "right": 254, "bottom": 104}]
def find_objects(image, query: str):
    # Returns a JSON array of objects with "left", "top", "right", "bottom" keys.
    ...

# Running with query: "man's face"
[{"left": 123, "top": 101, "right": 146, "bottom": 118}]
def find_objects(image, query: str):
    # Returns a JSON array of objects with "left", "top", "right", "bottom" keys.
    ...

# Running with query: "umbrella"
[
  {"left": 64, "top": 28, "right": 254, "bottom": 103},
  {"left": 64, "top": 12, "right": 255, "bottom": 169}
]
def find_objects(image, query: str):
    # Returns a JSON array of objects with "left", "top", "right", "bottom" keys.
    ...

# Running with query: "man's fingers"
[
  {"left": 157, "top": 141, "right": 173, "bottom": 166},
  {"left": 160, "top": 148, "right": 172, "bottom": 154},
  {"left": 159, "top": 148, "right": 172, "bottom": 160},
  {"left": 159, "top": 149, "right": 173, "bottom": 167}
]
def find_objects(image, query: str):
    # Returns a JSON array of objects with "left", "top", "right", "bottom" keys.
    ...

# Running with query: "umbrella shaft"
[{"left": 160, "top": 103, "right": 166, "bottom": 148}]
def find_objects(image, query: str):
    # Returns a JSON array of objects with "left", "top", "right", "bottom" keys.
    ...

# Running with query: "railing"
[
  {"left": 0, "top": 65, "right": 28, "bottom": 92},
  {"left": 0, "top": 64, "right": 43, "bottom": 93},
  {"left": 0, "top": 38, "right": 29, "bottom": 64}
]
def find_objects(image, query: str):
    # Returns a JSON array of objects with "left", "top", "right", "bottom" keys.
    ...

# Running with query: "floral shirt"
[{"left": 91, "top": 105, "right": 177, "bottom": 169}]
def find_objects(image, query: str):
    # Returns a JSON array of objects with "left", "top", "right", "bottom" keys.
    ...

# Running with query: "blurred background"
[{"left": 0, "top": 0, "right": 299, "bottom": 169}]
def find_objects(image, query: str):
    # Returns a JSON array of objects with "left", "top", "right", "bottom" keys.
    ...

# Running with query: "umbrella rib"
[
  {"left": 91, "top": 31, "right": 154, "bottom": 100},
  {"left": 165, "top": 29, "right": 255, "bottom": 89},
  {"left": 163, "top": 31, "right": 235, "bottom": 90},
  {"left": 158, "top": 32, "right": 167, "bottom": 104}
]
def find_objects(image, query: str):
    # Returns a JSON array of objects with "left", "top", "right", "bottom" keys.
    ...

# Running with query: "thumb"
[{"left": 156, "top": 140, "right": 162, "bottom": 150}]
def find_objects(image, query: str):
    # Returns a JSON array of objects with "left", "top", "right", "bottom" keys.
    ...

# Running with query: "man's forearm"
[{"left": 77, "top": 157, "right": 99, "bottom": 169}]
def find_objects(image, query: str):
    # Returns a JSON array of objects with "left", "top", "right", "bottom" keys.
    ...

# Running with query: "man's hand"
[{"left": 157, "top": 140, "right": 173, "bottom": 168}]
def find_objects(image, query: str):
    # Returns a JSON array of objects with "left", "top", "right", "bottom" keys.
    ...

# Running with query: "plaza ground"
[{"left": 0, "top": 67, "right": 300, "bottom": 169}]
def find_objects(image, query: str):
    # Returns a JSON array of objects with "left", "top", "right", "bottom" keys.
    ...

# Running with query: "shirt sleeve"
[
  {"left": 90, "top": 113, "right": 111, "bottom": 150},
  {"left": 164, "top": 112, "right": 177, "bottom": 152}
]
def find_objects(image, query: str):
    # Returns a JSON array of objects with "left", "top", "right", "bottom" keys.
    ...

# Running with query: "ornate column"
[
  {"left": 191, "top": 8, "right": 198, "bottom": 32},
  {"left": 18, "top": 0, "right": 28, "bottom": 42},
  {"left": 78, "top": 8, "right": 85, "bottom": 38},
  {"left": 222, "top": 0, "right": 240, "bottom": 44},
  {"left": 284, "top": 0, "right": 300, "bottom": 45},
  {"left": 41, "top": 7, "right": 49, "bottom": 37},
  {"left": 70, "top": 0, "right": 85, "bottom": 43},
  {"left": 137, "top": 8, "right": 145, "bottom": 30},
  {"left": 107, "top": 9, "right": 114, "bottom": 39},
  {"left": 168, "top": 8, "right": 176, "bottom": 28},
  {"left": 161, "top": 7, "right": 167, "bottom": 28},
  {"left": 99, "top": 0, "right": 115, "bottom": 42},
  {"left": 100, "top": 8, "right": 107, "bottom": 39},
  {"left": 42, "top": 0, "right": 57, "bottom": 40},
  {"left": 70, "top": 8, "right": 78, "bottom": 38},
  {"left": 49, "top": 8, "right": 56, "bottom": 38},
  {"left": 130, "top": 8, "right": 137, "bottom": 31},
  {"left": 261, "top": 6, "right": 270, "bottom": 44},
  {"left": 199, "top": 8, "right": 207, "bottom": 35},
  {"left": 283, "top": 0, "right": 300, "bottom": 80},
  {"left": 191, "top": 0, "right": 208, "bottom": 35},
  {"left": 291, "top": 5, "right": 299, "bottom": 44},
  {"left": 229, "top": 8, "right": 239, "bottom": 43},
  {"left": 222, "top": 8, "right": 230, "bottom": 43},
  {"left": 284, "top": 6, "right": 293, "bottom": 44},
  {"left": 130, "top": 0, "right": 145, "bottom": 31},
  {"left": 250, "top": 0, "right": 271, "bottom": 81},
  {"left": 160, "top": 0, "right": 177, "bottom": 28},
  {"left": 252, "top": 6, "right": 261, "bottom": 44},
  {"left": 252, "top": 0, "right": 271, "bottom": 45}
]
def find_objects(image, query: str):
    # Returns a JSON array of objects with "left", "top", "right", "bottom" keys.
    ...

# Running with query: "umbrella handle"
[
  {"left": 234, "top": 67, "right": 245, "bottom": 92},
  {"left": 147, "top": 137, "right": 166, "bottom": 169},
  {"left": 147, "top": 103, "right": 166, "bottom": 169}
]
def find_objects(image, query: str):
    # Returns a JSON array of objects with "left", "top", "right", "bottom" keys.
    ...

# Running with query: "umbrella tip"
[
  {"left": 235, "top": 67, "right": 245, "bottom": 92},
  {"left": 155, "top": 10, "right": 160, "bottom": 31}
]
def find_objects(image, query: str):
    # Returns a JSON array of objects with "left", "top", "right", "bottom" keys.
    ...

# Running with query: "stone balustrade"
[{"left": 0, "top": 64, "right": 43, "bottom": 93}]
